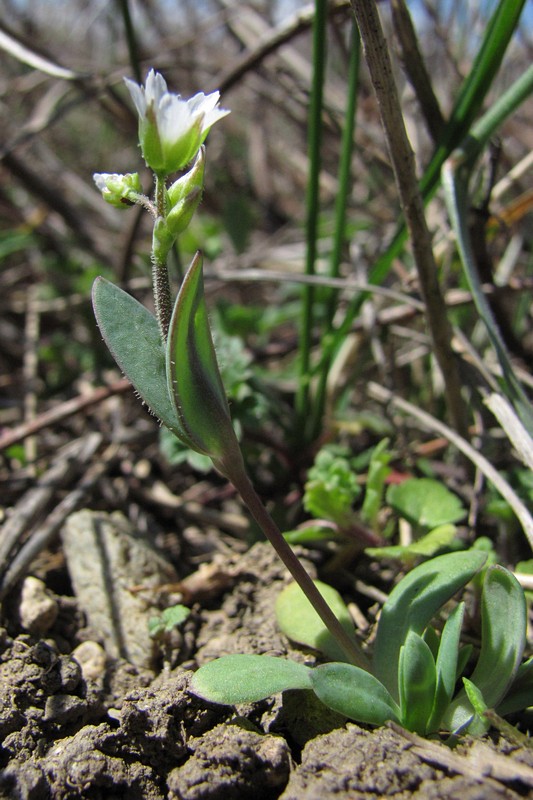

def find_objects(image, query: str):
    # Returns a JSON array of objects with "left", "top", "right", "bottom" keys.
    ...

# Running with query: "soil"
[{"left": 1, "top": 516, "right": 533, "bottom": 800}]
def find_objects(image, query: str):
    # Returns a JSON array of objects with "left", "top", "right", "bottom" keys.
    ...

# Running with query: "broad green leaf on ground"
[
  {"left": 310, "top": 662, "right": 400, "bottom": 726},
  {"left": 276, "top": 580, "right": 357, "bottom": 663},
  {"left": 190, "top": 654, "right": 312, "bottom": 704},
  {"left": 387, "top": 478, "right": 466, "bottom": 530}
]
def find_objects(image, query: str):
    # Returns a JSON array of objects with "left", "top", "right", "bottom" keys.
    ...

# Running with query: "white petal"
[
  {"left": 124, "top": 77, "right": 146, "bottom": 116},
  {"left": 145, "top": 69, "right": 168, "bottom": 105},
  {"left": 93, "top": 172, "right": 114, "bottom": 191},
  {"left": 157, "top": 95, "right": 195, "bottom": 143}
]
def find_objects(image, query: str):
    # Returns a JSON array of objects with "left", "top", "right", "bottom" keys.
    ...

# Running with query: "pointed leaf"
[
  {"left": 373, "top": 550, "right": 486, "bottom": 700},
  {"left": 443, "top": 565, "right": 526, "bottom": 732},
  {"left": 310, "top": 662, "right": 400, "bottom": 726},
  {"left": 399, "top": 631, "right": 437, "bottom": 734},
  {"left": 166, "top": 251, "right": 241, "bottom": 466},
  {"left": 276, "top": 580, "right": 357, "bottom": 662},
  {"left": 427, "top": 602, "right": 465, "bottom": 732},
  {"left": 92, "top": 277, "right": 196, "bottom": 448},
  {"left": 496, "top": 658, "right": 533, "bottom": 716},
  {"left": 190, "top": 655, "right": 312, "bottom": 705}
]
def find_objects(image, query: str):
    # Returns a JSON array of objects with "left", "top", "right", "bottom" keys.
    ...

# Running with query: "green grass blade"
[
  {"left": 295, "top": 0, "right": 328, "bottom": 440},
  {"left": 319, "top": 0, "right": 526, "bottom": 377}
]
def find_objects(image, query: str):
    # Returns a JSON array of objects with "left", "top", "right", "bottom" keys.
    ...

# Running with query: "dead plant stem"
[{"left": 350, "top": 0, "right": 469, "bottom": 439}]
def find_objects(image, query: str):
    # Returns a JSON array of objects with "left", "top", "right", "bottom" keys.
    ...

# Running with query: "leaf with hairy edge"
[
  {"left": 166, "top": 251, "right": 242, "bottom": 469},
  {"left": 373, "top": 550, "right": 486, "bottom": 701},
  {"left": 310, "top": 662, "right": 400, "bottom": 726},
  {"left": 190, "top": 655, "right": 312, "bottom": 705},
  {"left": 92, "top": 277, "right": 197, "bottom": 450}
]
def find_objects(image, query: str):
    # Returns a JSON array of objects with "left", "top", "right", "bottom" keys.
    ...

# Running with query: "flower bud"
[
  {"left": 152, "top": 216, "right": 175, "bottom": 265},
  {"left": 166, "top": 148, "right": 205, "bottom": 236},
  {"left": 93, "top": 172, "right": 142, "bottom": 208}
]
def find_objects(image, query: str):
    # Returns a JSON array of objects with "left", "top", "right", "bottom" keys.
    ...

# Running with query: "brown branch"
[{"left": 0, "top": 379, "right": 130, "bottom": 452}]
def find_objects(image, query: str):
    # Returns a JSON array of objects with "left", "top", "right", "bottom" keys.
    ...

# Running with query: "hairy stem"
[{"left": 151, "top": 174, "right": 173, "bottom": 340}]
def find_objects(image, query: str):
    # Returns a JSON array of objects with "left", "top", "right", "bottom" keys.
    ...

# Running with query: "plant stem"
[
  {"left": 151, "top": 174, "right": 173, "bottom": 340},
  {"left": 295, "top": 0, "right": 328, "bottom": 442},
  {"left": 310, "top": 22, "right": 360, "bottom": 440},
  {"left": 350, "top": 0, "right": 469, "bottom": 439},
  {"left": 115, "top": 0, "right": 142, "bottom": 83},
  {"left": 227, "top": 462, "right": 370, "bottom": 670}
]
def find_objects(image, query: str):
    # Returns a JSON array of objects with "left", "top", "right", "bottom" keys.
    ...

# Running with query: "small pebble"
[
  {"left": 71, "top": 641, "right": 107, "bottom": 682},
  {"left": 19, "top": 576, "right": 58, "bottom": 635}
]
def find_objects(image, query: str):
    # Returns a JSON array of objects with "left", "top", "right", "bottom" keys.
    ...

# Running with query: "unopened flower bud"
[
  {"left": 166, "top": 148, "right": 205, "bottom": 236},
  {"left": 93, "top": 172, "right": 142, "bottom": 209},
  {"left": 152, "top": 216, "right": 175, "bottom": 264}
]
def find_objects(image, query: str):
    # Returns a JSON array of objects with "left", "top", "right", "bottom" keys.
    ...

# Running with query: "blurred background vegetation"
[{"left": 0, "top": 0, "right": 532, "bottom": 560}]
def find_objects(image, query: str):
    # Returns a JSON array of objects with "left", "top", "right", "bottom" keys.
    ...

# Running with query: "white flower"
[{"left": 124, "top": 69, "right": 229, "bottom": 175}]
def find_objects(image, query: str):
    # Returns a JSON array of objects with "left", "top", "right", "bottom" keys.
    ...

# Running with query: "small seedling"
[{"left": 192, "top": 552, "right": 533, "bottom": 735}]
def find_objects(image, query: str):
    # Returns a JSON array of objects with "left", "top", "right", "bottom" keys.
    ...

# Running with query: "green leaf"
[
  {"left": 497, "top": 658, "right": 533, "bottom": 716},
  {"left": 387, "top": 478, "right": 466, "bottom": 531},
  {"left": 366, "top": 524, "right": 458, "bottom": 563},
  {"left": 166, "top": 251, "right": 242, "bottom": 468},
  {"left": 443, "top": 565, "right": 527, "bottom": 732},
  {"left": 148, "top": 604, "right": 190, "bottom": 637},
  {"left": 190, "top": 655, "right": 312, "bottom": 705},
  {"left": 92, "top": 277, "right": 196, "bottom": 448},
  {"left": 275, "top": 580, "right": 356, "bottom": 662},
  {"left": 399, "top": 631, "right": 437, "bottom": 735},
  {"left": 361, "top": 438, "right": 392, "bottom": 529},
  {"left": 309, "top": 662, "right": 400, "bottom": 726},
  {"left": 373, "top": 550, "right": 486, "bottom": 701},
  {"left": 427, "top": 602, "right": 465, "bottom": 732},
  {"left": 303, "top": 447, "right": 361, "bottom": 528}
]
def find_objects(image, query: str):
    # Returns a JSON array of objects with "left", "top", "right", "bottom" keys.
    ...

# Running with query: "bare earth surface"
[{"left": 1, "top": 526, "right": 533, "bottom": 800}]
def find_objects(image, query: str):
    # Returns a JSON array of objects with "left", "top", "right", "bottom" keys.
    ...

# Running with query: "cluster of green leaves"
[
  {"left": 191, "top": 551, "right": 532, "bottom": 735},
  {"left": 285, "top": 441, "right": 468, "bottom": 563}
]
